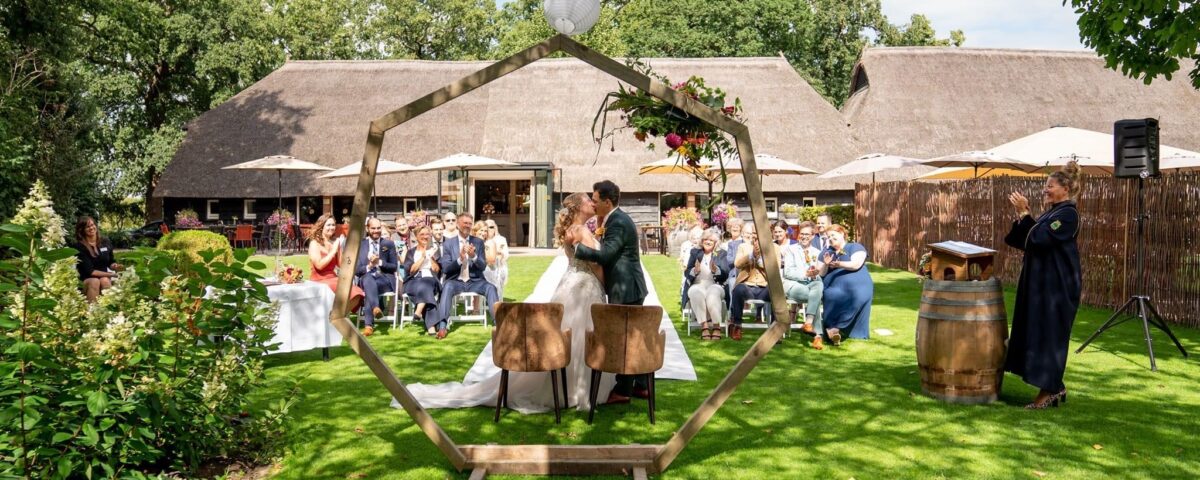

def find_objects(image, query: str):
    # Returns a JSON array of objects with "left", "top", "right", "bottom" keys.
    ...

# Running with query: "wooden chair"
[
  {"left": 491, "top": 303, "right": 570, "bottom": 423},
  {"left": 586, "top": 304, "right": 666, "bottom": 424},
  {"left": 233, "top": 225, "right": 254, "bottom": 248}
]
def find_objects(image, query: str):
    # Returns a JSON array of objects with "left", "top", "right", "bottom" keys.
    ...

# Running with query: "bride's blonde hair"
[{"left": 554, "top": 192, "right": 589, "bottom": 247}]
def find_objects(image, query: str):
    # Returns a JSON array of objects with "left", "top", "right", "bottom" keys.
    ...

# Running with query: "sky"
[{"left": 501, "top": 1, "right": 1089, "bottom": 51}]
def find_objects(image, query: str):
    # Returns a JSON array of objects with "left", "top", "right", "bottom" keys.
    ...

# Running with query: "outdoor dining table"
[{"left": 265, "top": 280, "right": 342, "bottom": 360}]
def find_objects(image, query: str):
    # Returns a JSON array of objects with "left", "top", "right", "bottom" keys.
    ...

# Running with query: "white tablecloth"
[{"left": 267, "top": 281, "right": 342, "bottom": 354}]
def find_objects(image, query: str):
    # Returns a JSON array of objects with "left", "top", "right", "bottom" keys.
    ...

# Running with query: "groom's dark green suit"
[
  {"left": 575, "top": 207, "right": 648, "bottom": 398},
  {"left": 574, "top": 207, "right": 647, "bottom": 306}
]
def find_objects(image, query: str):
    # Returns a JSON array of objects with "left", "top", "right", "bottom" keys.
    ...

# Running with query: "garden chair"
[
  {"left": 491, "top": 302, "right": 570, "bottom": 423},
  {"left": 586, "top": 304, "right": 665, "bottom": 424}
]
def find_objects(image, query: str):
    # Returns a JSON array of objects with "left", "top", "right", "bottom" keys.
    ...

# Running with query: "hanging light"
[{"left": 543, "top": 0, "right": 602, "bottom": 36}]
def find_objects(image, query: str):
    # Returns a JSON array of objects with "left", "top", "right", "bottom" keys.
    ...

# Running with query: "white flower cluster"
[{"left": 12, "top": 180, "right": 68, "bottom": 248}]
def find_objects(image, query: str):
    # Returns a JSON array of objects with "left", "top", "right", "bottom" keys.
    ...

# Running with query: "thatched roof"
[
  {"left": 159, "top": 56, "right": 863, "bottom": 198},
  {"left": 843, "top": 47, "right": 1200, "bottom": 164}
]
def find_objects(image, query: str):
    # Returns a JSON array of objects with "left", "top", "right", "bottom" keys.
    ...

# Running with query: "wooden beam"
[
  {"left": 634, "top": 467, "right": 649, "bottom": 480},
  {"left": 461, "top": 444, "right": 658, "bottom": 475},
  {"left": 372, "top": 35, "right": 562, "bottom": 132},
  {"left": 557, "top": 35, "right": 748, "bottom": 137},
  {"left": 327, "top": 316, "right": 467, "bottom": 470},
  {"left": 468, "top": 468, "right": 487, "bottom": 480},
  {"left": 654, "top": 132, "right": 792, "bottom": 472}
]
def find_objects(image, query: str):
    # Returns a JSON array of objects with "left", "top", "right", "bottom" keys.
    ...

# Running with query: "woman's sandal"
[
  {"left": 712, "top": 325, "right": 724, "bottom": 340},
  {"left": 700, "top": 328, "right": 713, "bottom": 340}
]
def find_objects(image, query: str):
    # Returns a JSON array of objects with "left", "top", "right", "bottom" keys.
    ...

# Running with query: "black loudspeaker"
[{"left": 1114, "top": 118, "right": 1160, "bottom": 178}]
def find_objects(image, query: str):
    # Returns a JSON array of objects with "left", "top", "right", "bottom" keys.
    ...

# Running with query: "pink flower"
[{"left": 665, "top": 133, "right": 684, "bottom": 149}]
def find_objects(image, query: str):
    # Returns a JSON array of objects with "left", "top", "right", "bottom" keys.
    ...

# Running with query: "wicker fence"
[{"left": 855, "top": 173, "right": 1200, "bottom": 328}]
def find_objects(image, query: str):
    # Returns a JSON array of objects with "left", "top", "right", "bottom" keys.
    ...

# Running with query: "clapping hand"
[
  {"left": 806, "top": 265, "right": 818, "bottom": 278},
  {"left": 822, "top": 251, "right": 835, "bottom": 265},
  {"left": 1008, "top": 192, "right": 1030, "bottom": 216}
]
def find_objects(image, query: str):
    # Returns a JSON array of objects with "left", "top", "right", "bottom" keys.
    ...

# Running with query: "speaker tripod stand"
[{"left": 1075, "top": 175, "right": 1188, "bottom": 371}]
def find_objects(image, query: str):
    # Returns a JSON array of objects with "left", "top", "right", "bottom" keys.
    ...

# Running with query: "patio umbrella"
[
  {"left": 723, "top": 153, "right": 819, "bottom": 176},
  {"left": 222, "top": 155, "right": 333, "bottom": 264},
  {"left": 637, "top": 157, "right": 732, "bottom": 221},
  {"left": 320, "top": 159, "right": 418, "bottom": 215},
  {"left": 413, "top": 153, "right": 518, "bottom": 214},
  {"left": 818, "top": 153, "right": 925, "bottom": 183},
  {"left": 987, "top": 126, "right": 1200, "bottom": 175},
  {"left": 920, "top": 151, "right": 1043, "bottom": 178},
  {"left": 916, "top": 166, "right": 1046, "bottom": 180}
]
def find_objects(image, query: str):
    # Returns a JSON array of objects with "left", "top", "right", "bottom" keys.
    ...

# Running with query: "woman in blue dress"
[{"left": 819, "top": 224, "right": 873, "bottom": 344}]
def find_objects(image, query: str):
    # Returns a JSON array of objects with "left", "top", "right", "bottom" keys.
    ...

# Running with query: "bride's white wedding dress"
[{"left": 398, "top": 245, "right": 617, "bottom": 414}]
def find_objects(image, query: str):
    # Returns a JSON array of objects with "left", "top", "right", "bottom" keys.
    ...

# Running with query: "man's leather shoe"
[
  {"left": 632, "top": 387, "right": 650, "bottom": 399},
  {"left": 362, "top": 326, "right": 375, "bottom": 337},
  {"left": 436, "top": 328, "right": 448, "bottom": 340},
  {"left": 802, "top": 323, "right": 814, "bottom": 334},
  {"left": 811, "top": 336, "right": 824, "bottom": 350},
  {"left": 731, "top": 326, "right": 743, "bottom": 341},
  {"left": 372, "top": 307, "right": 383, "bottom": 318},
  {"left": 606, "top": 392, "right": 631, "bottom": 404}
]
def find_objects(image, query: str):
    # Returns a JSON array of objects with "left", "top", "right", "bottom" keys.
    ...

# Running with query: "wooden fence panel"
[{"left": 857, "top": 173, "right": 1200, "bottom": 328}]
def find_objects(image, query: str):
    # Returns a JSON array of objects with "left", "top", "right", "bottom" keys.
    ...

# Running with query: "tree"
[
  {"left": 366, "top": 0, "right": 497, "bottom": 60},
  {"left": 878, "top": 14, "right": 965, "bottom": 47},
  {"left": 492, "top": 0, "right": 627, "bottom": 58},
  {"left": 1069, "top": 0, "right": 1200, "bottom": 88},
  {"left": 80, "top": 0, "right": 284, "bottom": 220}
]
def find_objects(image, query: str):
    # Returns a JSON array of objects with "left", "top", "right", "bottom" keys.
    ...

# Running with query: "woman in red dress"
[{"left": 307, "top": 214, "right": 364, "bottom": 312}]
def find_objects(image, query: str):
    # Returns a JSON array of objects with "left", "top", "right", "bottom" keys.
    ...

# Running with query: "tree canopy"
[
  {"left": 1, "top": 0, "right": 963, "bottom": 222},
  {"left": 1070, "top": 0, "right": 1200, "bottom": 88}
]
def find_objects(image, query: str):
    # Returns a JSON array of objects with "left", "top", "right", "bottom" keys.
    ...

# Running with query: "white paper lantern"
[{"left": 543, "top": 0, "right": 602, "bottom": 36}]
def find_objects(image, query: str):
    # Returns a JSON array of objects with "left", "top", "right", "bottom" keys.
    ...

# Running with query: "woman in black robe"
[{"left": 1003, "top": 161, "right": 1082, "bottom": 409}]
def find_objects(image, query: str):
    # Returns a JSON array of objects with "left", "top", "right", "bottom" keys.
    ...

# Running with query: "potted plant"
[{"left": 779, "top": 203, "right": 802, "bottom": 221}]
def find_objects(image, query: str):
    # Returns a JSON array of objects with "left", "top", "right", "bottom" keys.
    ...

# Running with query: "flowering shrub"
[
  {"left": 158, "top": 230, "right": 234, "bottom": 266},
  {"left": 711, "top": 202, "right": 738, "bottom": 227},
  {"left": 593, "top": 60, "right": 744, "bottom": 173},
  {"left": 0, "top": 220, "right": 294, "bottom": 478},
  {"left": 662, "top": 207, "right": 702, "bottom": 231},
  {"left": 266, "top": 209, "right": 294, "bottom": 228},
  {"left": 175, "top": 208, "right": 203, "bottom": 228},
  {"left": 11, "top": 180, "right": 67, "bottom": 248}
]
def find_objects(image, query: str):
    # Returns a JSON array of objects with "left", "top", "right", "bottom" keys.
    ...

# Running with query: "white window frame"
[
  {"left": 206, "top": 199, "right": 219, "bottom": 220},
  {"left": 403, "top": 198, "right": 417, "bottom": 214},
  {"left": 243, "top": 199, "right": 257, "bottom": 220},
  {"left": 802, "top": 197, "right": 817, "bottom": 207}
]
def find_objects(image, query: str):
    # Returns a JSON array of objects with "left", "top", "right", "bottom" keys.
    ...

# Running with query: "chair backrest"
[
  {"left": 492, "top": 302, "right": 570, "bottom": 372},
  {"left": 235, "top": 225, "right": 253, "bottom": 241},
  {"left": 586, "top": 304, "right": 666, "bottom": 375}
]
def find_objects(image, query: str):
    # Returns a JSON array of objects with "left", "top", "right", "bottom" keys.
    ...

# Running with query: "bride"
[{"left": 399, "top": 192, "right": 616, "bottom": 413}]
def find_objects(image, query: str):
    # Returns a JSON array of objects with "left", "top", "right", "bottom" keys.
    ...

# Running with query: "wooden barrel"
[{"left": 915, "top": 279, "right": 1008, "bottom": 404}]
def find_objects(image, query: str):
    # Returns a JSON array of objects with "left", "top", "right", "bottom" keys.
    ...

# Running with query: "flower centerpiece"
[
  {"left": 594, "top": 60, "right": 744, "bottom": 178},
  {"left": 482, "top": 202, "right": 496, "bottom": 217},
  {"left": 662, "top": 207, "right": 701, "bottom": 232},
  {"left": 276, "top": 263, "right": 304, "bottom": 284},
  {"left": 175, "top": 208, "right": 203, "bottom": 229},
  {"left": 408, "top": 209, "right": 428, "bottom": 229}
]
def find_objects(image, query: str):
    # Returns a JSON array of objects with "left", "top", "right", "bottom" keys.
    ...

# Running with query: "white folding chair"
[{"left": 449, "top": 292, "right": 490, "bottom": 328}]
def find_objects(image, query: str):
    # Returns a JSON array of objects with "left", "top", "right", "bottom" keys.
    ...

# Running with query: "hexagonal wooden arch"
[{"left": 327, "top": 34, "right": 793, "bottom": 477}]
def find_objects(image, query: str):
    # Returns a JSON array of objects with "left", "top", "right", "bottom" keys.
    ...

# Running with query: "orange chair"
[
  {"left": 233, "top": 225, "right": 254, "bottom": 248},
  {"left": 491, "top": 302, "right": 570, "bottom": 423},
  {"left": 586, "top": 304, "right": 666, "bottom": 424}
]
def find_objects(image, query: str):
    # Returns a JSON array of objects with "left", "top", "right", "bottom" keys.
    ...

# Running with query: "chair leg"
[
  {"left": 550, "top": 370, "right": 561, "bottom": 424},
  {"left": 587, "top": 369, "right": 600, "bottom": 425},
  {"left": 494, "top": 369, "right": 508, "bottom": 423},
  {"left": 560, "top": 367, "right": 569, "bottom": 409},
  {"left": 647, "top": 373, "right": 656, "bottom": 425}
]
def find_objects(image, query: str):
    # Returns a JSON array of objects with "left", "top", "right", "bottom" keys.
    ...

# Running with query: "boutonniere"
[
  {"left": 381, "top": 246, "right": 390, "bottom": 252},
  {"left": 595, "top": 227, "right": 606, "bottom": 237}
]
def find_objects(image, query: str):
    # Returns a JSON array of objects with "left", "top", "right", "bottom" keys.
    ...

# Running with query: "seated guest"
[
  {"left": 678, "top": 225, "right": 703, "bottom": 269},
  {"left": 782, "top": 221, "right": 825, "bottom": 349},
  {"left": 72, "top": 216, "right": 122, "bottom": 302},
  {"left": 308, "top": 214, "right": 364, "bottom": 314},
  {"left": 483, "top": 219, "right": 509, "bottom": 301},
  {"left": 686, "top": 229, "right": 729, "bottom": 340},
  {"left": 429, "top": 218, "right": 445, "bottom": 257},
  {"left": 432, "top": 212, "right": 499, "bottom": 340},
  {"left": 721, "top": 217, "right": 745, "bottom": 303},
  {"left": 354, "top": 217, "right": 398, "bottom": 337},
  {"left": 730, "top": 224, "right": 772, "bottom": 340},
  {"left": 391, "top": 215, "right": 413, "bottom": 251},
  {"left": 771, "top": 220, "right": 797, "bottom": 248},
  {"left": 441, "top": 212, "right": 459, "bottom": 239},
  {"left": 819, "top": 224, "right": 873, "bottom": 344},
  {"left": 403, "top": 225, "right": 442, "bottom": 327}
]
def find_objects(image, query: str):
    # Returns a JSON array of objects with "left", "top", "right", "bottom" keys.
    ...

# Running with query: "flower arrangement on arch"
[
  {"left": 593, "top": 60, "right": 745, "bottom": 174},
  {"left": 175, "top": 208, "right": 203, "bottom": 229}
]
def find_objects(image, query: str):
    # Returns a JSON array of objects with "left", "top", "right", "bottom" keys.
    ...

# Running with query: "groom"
[{"left": 574, "top": 180, "right": 649, "bottom": 403}]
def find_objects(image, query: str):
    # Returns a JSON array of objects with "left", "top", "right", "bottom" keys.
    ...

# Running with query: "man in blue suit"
[
  {"left": 812, "top": 213, "right": 833, "bottom": 253},
  {"left": 355, "top": 217, "right": 398, "bottom": 337},
  {"left": 433, "top": 212, "right": 498, "bottom": 340}
]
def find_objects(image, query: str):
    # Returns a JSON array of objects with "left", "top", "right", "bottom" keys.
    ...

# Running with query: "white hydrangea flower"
[{"left": 11, "top": 180, "right": 67, "bottom": 248}]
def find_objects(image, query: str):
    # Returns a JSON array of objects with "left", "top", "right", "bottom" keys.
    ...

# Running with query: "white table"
[{"left": 267, "top": 281, "right": 343, "bottom": 359}]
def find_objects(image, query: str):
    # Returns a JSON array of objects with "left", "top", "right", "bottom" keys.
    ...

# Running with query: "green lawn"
[{"left": 251, "top": 255, "right": 1200, "bottom": 479}]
